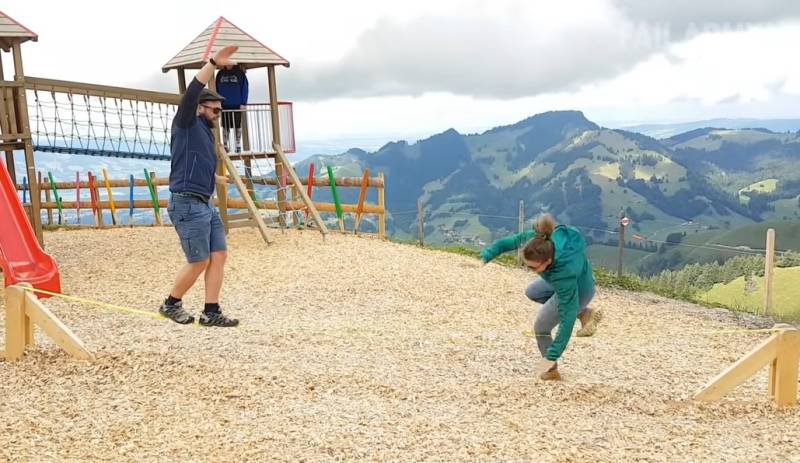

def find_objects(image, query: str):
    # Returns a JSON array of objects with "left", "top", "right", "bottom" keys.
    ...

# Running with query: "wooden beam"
[
  {"left": 16, "top": 176, "right": 384, "bottom": 190},
  {"left": 25, "top": 76, "right": 180, "bottom": 105},
  {"left": 695, "top": 333, "right": 780, "bottom": 402},
  {"left": 0, "top": 132, "right": 25, "bottom": 141},
  {"left": 228, "top": 219, "right": 257, "bottom": 229},
  {"left": 226, "top": 212, "right": 252, "bottom": 221},
  {"left": 23, "top": 290, "right": 94, "bottom": 361},
  {"left": 38, "top": 199, "right": 384, "bottom": 216},
  {"left": 220, "top": 148, "right": 272, "bottom": 245}
]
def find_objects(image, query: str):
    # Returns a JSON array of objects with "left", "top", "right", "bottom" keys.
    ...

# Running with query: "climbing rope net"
[
  {"left": 30, "top": 89, "right": 176, "bottom": 161},
  {"left": 25, "top": 82, "right": 301, "bottom": 228}
]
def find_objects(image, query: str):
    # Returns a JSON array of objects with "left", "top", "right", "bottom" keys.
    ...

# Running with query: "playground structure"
[
  {"left": 0, "top": 9, "right": 799, "bottom": 416},
  {"left": 0, "top": 13, "right": 391, "bottom": 245}
]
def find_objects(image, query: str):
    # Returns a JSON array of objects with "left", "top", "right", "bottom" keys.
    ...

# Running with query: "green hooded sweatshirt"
[{"left": 480, "top": 225, "right": 595, "bottom": 361}]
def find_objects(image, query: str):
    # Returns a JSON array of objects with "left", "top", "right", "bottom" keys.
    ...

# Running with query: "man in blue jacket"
[
  {"left": 215, "top": 64, "right": 249, "bottom": 153},
  {"left": 159, "top": 45, "right": 239, "bottom": 327}
]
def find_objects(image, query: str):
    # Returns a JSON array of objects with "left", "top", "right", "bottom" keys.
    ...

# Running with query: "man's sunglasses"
[{"left": 201, "top": 104, "right": 222, "bottom": 115}]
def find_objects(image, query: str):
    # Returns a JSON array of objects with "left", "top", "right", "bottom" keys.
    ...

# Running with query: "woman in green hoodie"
[{"left": 480, "top": 214, "right": 601, "bottom": 380}]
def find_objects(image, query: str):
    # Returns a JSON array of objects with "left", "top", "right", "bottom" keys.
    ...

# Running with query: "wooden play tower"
[
  {"left": 0, "top": 11, "right": 43, "bottom": 242},
  {"left": 162, "top": 17, "right": 326, "bottom": 236}
]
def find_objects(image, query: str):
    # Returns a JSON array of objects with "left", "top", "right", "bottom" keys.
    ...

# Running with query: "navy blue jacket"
[
  {"left": 169, "top": 78, "right": 216, "bottom": 200},
  {"left": 215, "top": 68, "right": 249, "bottom": 109}
]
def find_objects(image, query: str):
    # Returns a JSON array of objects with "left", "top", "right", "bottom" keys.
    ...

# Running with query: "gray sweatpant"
[{"left": 526, "top": 278, "right": 595, "bottom": 357}]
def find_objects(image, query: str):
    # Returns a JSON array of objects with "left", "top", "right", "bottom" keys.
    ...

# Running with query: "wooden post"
[
  {"left": 208, "top": 77, "right": 228, "bottom": 232},
  {"left": 149, "top": 171, "right": 162, "bottom": 226},
  {"left": 4, "top": 284, "right": 27, "bottom": 360},
  {"left": 39, "top": 171, "right": 52, "bottom": 226},
  {"left": 353, "top": 169, "right": 370, "bottom": 234},
  {"left": 43, "top": 174, "right": 53, "bottom": 226},
  {"left": 5, "top": 283, "right": 36, "bottom": 357},
  {"left": 518, "top": 200, "right": 525, "bottom": 264},
  {"left": 75, "top": 171, "right": 81, "bottom": 225},
  {"left": 771, "top": 329, "right": 800, "bottom": 406},
  {"left": 4, "top": 151, "right": 14, "bottom": 183},
  {"left": 695, "top": 328, "right": 800, "bottom": 407},
  {"left": 378, "top": 172, "right": 386, "bottom": 239},
  {"left": 617, "top": 209, "right": 627, "bottom": 278},
  {"left": 12, "top": 43, "right": 43, "bottom": 243},
  {"left": 177, "top": 68, "right": 187, "bottom": 94},
  {"left": 764, "top": 228, "right": 775, "bottom": 316},
  {"left": 93, "top": 171, "right": 105, "bottom": 228},
  {"left": 417, "top": 198, "right": 425, "bottom": 247},
  {"left": 241, "top": 109, "right": 251, "bottom": 152},
  {"left": 240, "top": 111, "right": 254, "bottom": 197},
  {"left": 267, "top": 65, "right": 287, "bottom": 226},
  {"left": 87, "top": 171, "right": 101, "bottom": 228},
  {"left": 0, "top": 50, "right": 14, "bottom": 184},
  {"left": 305, "top": 163, "right": 315, "bottom": 224},
  {"left": 0, "top": 55, "right": 13, "bottom": 183},
  {"left": 101, "top": 168, "right": 118, "bottom": 225}
]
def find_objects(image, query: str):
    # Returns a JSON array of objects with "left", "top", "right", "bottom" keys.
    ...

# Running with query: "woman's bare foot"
[{"left": 539, "top": 362, "right": 561, "bottom": 381}]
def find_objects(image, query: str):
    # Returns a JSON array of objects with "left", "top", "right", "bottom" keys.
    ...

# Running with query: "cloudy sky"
[{"left": 7, "top": 1, "right": 800, "bottom": 153}]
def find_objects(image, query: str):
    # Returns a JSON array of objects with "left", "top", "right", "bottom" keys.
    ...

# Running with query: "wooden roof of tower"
[
  {"left": 162, "top": 17, "right": 289, "bottom": 72},
  {"left": 0, "top": 10, "right": 38, "bottom": 51}
]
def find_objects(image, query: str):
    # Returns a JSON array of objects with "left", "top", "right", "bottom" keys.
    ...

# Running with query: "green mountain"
[{"left": 297, "top": 111, "right": 800, "bottom": 272}]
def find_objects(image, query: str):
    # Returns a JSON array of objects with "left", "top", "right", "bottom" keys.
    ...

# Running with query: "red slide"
[{"left": 0, "top": 159, "right": 60, "bottom": 298}]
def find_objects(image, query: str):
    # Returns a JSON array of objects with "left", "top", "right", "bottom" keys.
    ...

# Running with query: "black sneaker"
[
  {"left": 199, "top": 311, "right": 239, "bottom": 327},
  {"left": 159, "top": 300, "right": 195, "bottom": 325}
]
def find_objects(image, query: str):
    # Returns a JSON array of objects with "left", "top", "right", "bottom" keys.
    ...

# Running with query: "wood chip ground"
[{"left": 1, "top": 227, "right": 799, "bottom": 462}]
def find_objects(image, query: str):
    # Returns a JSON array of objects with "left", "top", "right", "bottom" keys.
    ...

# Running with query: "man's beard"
[{"left": 199, "top": 113, "right": 216, "bottom": 128}]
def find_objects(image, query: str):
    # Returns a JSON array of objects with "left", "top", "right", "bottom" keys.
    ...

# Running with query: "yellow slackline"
[
  {"left": 522, "top": 327, "right": 783, "bottom": 338},
  {"left": 22, "top": 287, "right": 165, "bottom": 320},
  {"left": 18, "top": 287, "right": 774, "bottom": 336},
  {"left": 22, "top": 287, "right": 243, "bottom": 328}
]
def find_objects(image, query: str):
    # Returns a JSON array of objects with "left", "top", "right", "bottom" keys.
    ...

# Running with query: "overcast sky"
[{"left": 6, "top": 1, "right": 800, "bottom": 151}]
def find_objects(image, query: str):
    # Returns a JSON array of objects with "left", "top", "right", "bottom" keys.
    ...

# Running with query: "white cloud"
[{"left": 6, "top": 1, "right": 800, "bottom": 151}]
